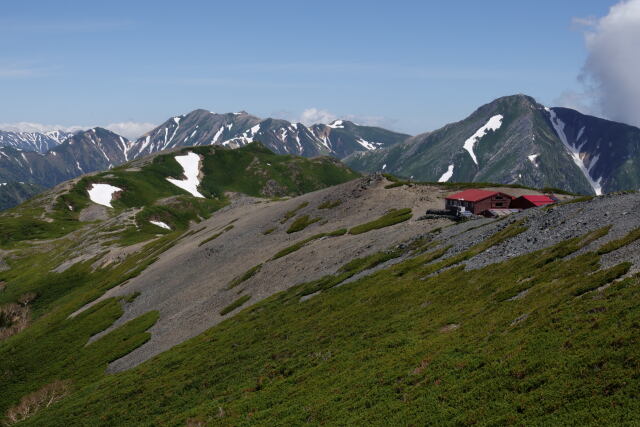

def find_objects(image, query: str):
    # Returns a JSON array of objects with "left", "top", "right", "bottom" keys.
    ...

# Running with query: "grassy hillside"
[
  {"left": 0, "top": 142, "right": 359, "bottom": 248},
  {"left": 4, "top": 218, "right": 639, "bottom": 425},
  {"left": 0, "top": 143, "right": 362, "bottom": 424}
]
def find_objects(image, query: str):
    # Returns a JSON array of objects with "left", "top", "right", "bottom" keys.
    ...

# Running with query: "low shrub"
[
  {"left": 220, "top": 295, "right": 251, "bottom": 315},
  {"left": 227, "top": 264, "right": 263, "bottom": 289},
  {"left": 348, "top": 208, "right": 412, "bottom": 235},
  {"left": 4, "top": 380, "right": 72, "bottom": 425},
  {"left": 318, "top": 200, "right": 342, "bottom": 209},
  {"left": 280, "top": 202, "right": 309, "bottom": 224},
  {"left": 597, "top": 227, "right": 640, "bottom": 255},
  {"left": 287, "top": 215, "right": 321, "bottom": 233}
]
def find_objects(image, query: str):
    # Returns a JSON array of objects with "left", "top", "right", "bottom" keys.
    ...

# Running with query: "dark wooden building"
[
  {"left": 445, "top": 189, "right": 513, "bottom": 215},
  {"left": 510, "top": 195, "right": 556, "bottom": 209}
]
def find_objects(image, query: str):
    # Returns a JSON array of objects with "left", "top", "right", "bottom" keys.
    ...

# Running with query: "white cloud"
[
  {"left": 571, "top": 16, "right": 597, "bottom": 29},
  {"left": 0, "top": 122, "right": 84, "bottom": 133},
  {"left": 277, "top": 108, "right": 397, "bottom": 129},
  {"left": 560, "top": 0, "right": 640, "bottom": 127},
  {"left": 0, "top": 121, "right": 156, "bottom": 139},
  {"left": 103, "top": 122, "right": 156, "bottom": 139},
  {"left": 298, "top": 108, "right": 337, "bottom": 125}
]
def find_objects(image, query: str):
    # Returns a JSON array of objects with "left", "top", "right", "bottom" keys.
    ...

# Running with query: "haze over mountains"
[{"left": 1, "top": 94, "right": 640, "bottom": 210}]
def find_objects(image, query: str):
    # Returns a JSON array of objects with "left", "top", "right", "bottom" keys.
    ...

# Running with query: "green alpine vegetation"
[
  {"left": 286, "top": 215, "right": 321, "bottom": 233},
  {"left": 8, "top": 219, "right": 639, "bottom": 425},
  {"left": 219, "top": 295, "right": 251, "bottom": 316},
  {"left": 348, "top": 208, "right": 413, "bottom": 235},
  {"left": 3, "top": 133, "right": 640, "bottom": 426},
  {"left": 0, "top": 142, "right": 364, "bottom": 424},
  {"left": 227, "top": 264, "right": 263, "bottom": 290},
  {"left": 318, "top": 199, "right": 342, "bottom": 209},
  {"left": 271, "top": 229, "right": 347, "bottom": 260},
  {"left": 0, "top": 142, "right": 359, "bottom": 249},
  {"left": 280, "top": 201, "right": 309, "bottom": 224}
]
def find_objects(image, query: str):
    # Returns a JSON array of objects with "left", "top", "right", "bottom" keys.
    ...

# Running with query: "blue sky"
[{"left": 0, "top": 0, "right": 620, "bottom": 136}]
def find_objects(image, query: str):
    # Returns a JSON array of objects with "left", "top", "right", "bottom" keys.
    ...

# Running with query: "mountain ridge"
[
  {"left": 344, "top": 94, "right": 640, "bottom": 195},
  {"left": 2, "top": 95, "right": 640, "bottom": 210}
]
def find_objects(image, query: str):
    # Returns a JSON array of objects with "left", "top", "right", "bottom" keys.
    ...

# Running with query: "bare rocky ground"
[
  {"left": 76, "top": 176, "right": 456, "bottom": 371},
  {"left": 456, "top": 193, "right": 640, "bottom": 272},
  {"left": 64, "top": 177, "right": 640, "bottom": 373}
]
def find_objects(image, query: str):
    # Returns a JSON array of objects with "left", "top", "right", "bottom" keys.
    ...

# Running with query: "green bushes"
[
  {"left": 227, "top": 264, "right": 263, "bottom": 289},
  {"left": 271, "top": 230, "right": 345, "bottom": 260},
  {"left": 286, "top": 215, "right": 321, "bottom": 233},
  {"left": 384, "top": 182, "right": 406, "bottom": 189},
  {"left": 9, "top": 223, "right": 640, "bottom": 426},
  {"left": 198, "top": 231, "right": 224, "bottom": 247},
  {"left": 281, "top": 202, "right": 309, "bottom": 224},
  {"left": 220, "top": 295, "right": 251, "bottom": 315},
  {"left": 348, "top": 208, "right": 412, "bottom": 235},
  {"left": 597, "top": 227, "right": 640, "bottom": 255},
  {"left": 318, "top": 200, "right": 342, "bottom": 209},
  {"left": 198, "top": 224, "right": 235, "bottom": 247},
  {"left": 271, "top": 233, "right": 327, "bottom": 260}
]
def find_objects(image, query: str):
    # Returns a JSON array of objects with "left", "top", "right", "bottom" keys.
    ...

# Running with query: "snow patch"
[
  {"left": 166, "top": 152, "right": 204, "bottom": 198},
  {"left": 382, "top": 163, "right": 387, "bottom": 170},
  {"left": 328, "top": 120, "right": 344, "bottom": 129},
  {"left": 150, "top": 220, "right": 171, "bottom": 230},
  {"left": 88, "top": 183, "right": 121, "bottom": 208},
  {"left": 249, "top": 124, "right": 260, "bottom": 136},
  {"left": 462, "top": 115, "right": 503, "bottom": 165},
  {"left": 438, "top": 164, "right": 455, "bottom": 182},
  {"left": 212, "top": 126, "right": 224, "bottom": 143},
  {"left": 356, "top": 138, "right": 379, "bottom": 151},
  {"left": 548, "top": 108, "right": 602, "bottom": 195},
  {"left": 528, "top": 154, "right": 539, "bottom": 166}
]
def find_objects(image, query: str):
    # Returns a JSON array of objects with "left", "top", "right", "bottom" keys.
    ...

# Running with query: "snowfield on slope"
[
  {"left": 438, "top": 164, "right": 455, "bottom": 182},
  {"left": 463, "top": 115, "right": 503, "bottom": 165},
  {"left": 547, "top": 108, "right": 602, "bottom": 195},
  {"left": 166, "top": 152, "right": 204, "bottom": 198},
  {"left": 87, "top": 183, "right": 122, "bottom": 208},
  {"left": 150, "top": 220, "right": 171, "bottom": 230}
]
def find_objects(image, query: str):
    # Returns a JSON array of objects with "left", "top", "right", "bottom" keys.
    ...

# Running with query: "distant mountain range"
[
  {"left": 0, "top": 182, "right": 44, "bottom": 211},
  {"left": 128, "top": 109, "right": 408, "bottom": 159},
  {"left": 0, "top": 127, "right": 128, "bottom": 188},
  {"left": 1, "top": 95, "right": 640, "bottom": 210},
  {"left": 0, "top": 112, "right": 407, "bottom": 209},
  {"left": 0, "top": 129, "right": 72, "bottom": 153}
]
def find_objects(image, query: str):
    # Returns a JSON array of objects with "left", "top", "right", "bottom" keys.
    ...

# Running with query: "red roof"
[
  {"left": 517, "top": 195, "right": 555, "bottom": 206},
  {"left": 446, "top": 189, "right": 502, "bottom": 202}
]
